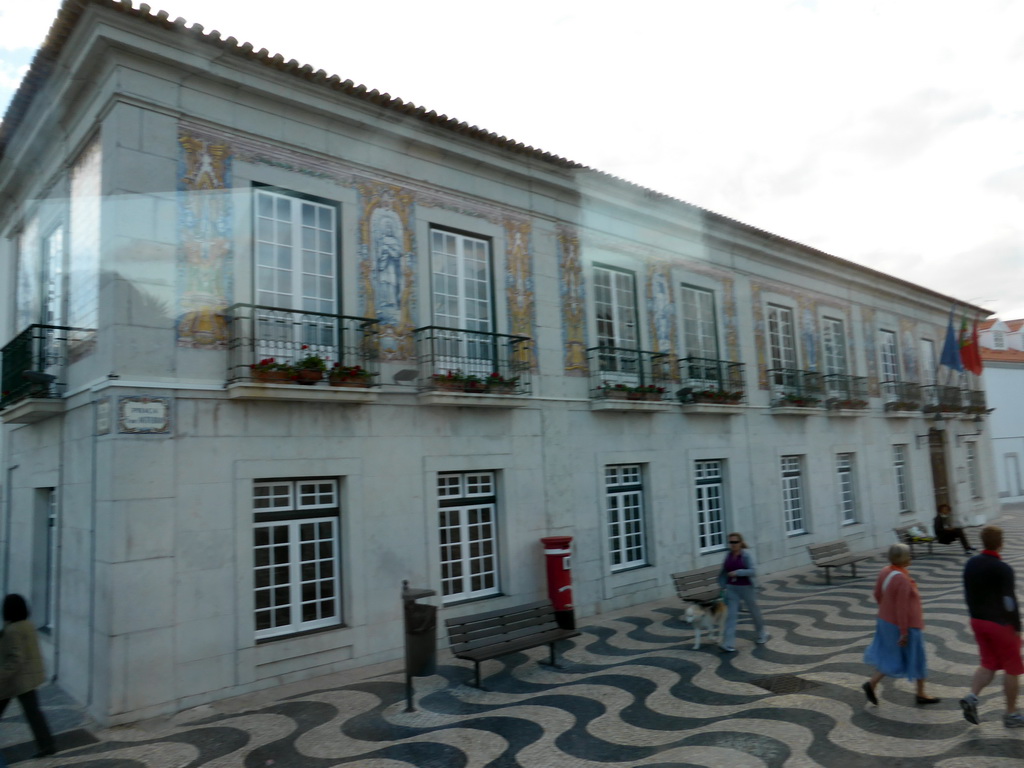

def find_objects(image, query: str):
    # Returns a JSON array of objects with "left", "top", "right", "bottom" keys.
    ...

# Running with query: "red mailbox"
[{"left": 541, "top": 535, "right": 574, "bottom": 630}]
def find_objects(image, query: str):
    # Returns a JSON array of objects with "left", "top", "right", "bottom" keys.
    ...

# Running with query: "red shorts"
[{"left": 971, "top": 618, "right": 1024, "bottom": 675}]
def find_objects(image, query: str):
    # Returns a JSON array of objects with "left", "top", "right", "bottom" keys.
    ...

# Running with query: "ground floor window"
[
  {"left": 606, "top": 464, "right": 647, "bottom": 570},
  {"left": 893, "top": 445, "right": 912, "bottom": 513},
  {"left": 781, "top": 456, "right": 806, "bottom": 535},
  {"left": 253, "top": 478, "right": 341, "bottom": 640},
  {"left": 438, "top": 471, "right": 499, "bottom": 602},
  {"left": 837, "top": 453, "right": 857, "bottom": 524},
  {"left": 695, "top": 460, "right": 726, "bottom": 552}
]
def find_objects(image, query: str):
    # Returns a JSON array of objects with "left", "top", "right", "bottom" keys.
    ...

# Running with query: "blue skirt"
[{"left": 863, "top": 619, "right": 927, "bottom": 680}]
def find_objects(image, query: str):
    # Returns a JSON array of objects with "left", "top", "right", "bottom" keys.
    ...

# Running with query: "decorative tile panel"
[
  {"left": 504, "top": 218, "right": 537, "bottom": 371},
  {"left": 558, "top": 227, "right": 587, "bottom": 375}
]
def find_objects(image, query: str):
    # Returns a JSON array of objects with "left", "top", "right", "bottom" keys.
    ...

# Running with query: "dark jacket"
[{"left": 963, "top": 552, "right": 1021, "bottom": 632}]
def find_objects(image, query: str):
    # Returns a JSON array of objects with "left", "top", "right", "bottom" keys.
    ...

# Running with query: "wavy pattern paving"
[{"left": 40, "top": 510, "right": 1024, "bottom": 768}]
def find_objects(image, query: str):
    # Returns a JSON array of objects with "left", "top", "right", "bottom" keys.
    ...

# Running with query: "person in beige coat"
[{"left": 0, "top": 594, "right": 55, "bottom": 757}]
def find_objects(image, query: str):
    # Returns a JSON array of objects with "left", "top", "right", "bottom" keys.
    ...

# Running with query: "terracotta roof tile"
[{"left": 980, "top": 348, "right": 1024, "bottom": 363}]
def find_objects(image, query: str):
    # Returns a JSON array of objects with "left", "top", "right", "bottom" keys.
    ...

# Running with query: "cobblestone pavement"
[{"left": 5, "top": 506, "right": 1024, "bottom": 767}]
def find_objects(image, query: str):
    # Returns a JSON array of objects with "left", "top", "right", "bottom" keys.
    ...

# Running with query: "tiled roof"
[
  {"left": 0, "top": 2, "right": 1001, "bottom": 316},
  {"left": 980, "top": 318, "right": 1024, "bottom": 333}
]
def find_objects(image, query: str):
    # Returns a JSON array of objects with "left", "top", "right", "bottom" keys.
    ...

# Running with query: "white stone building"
[
  {"left": 979, "top": 319, "right": 1024, "bottom": 502},
  {"left": 0, "top": 0, "right": 998, "bottom": 725}
]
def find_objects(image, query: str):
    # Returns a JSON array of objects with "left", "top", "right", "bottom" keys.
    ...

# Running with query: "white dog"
[{"left": 683, "top": 600, "right": 728, "bottom": 649}]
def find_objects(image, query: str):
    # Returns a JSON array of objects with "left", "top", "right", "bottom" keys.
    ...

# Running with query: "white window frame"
[
  {"left": 919, "top": 339, "right": 937, "bottom": 385},
  {"left": 438, "top": 471, "right": 499, "bottom": 603},
  {"left": 767, "top": 304, "right": 798, "bottom": 388},
  {"left": 253, "top": 478, "right": 342, "bottom": 640},
  {"left": 430, "top": 228, "right": 494, "bottom": 374},
  {"left": 781, "top": 456, "right": 806, "bottom": 535},
  {"left": 594, "top": 266, "right": 640, "bottom": 380},
  {"left": 681, "top": 285, "right": 719, "bottom": 360},
  {"left": 254, "top": 188, "right": 339, "bottom": 360},
  {"left": 836, "top": 453, "right": 857, "bottom": 525},
  {"left": 695, "top": 460, "right": 726, "bottom": 552},
  {"left": 893, "top": 445, "right": 912, "bottom": 513},
  {"left": 606, "top": 464, "right": 647, "bottom": 571},
  {"left": 822, "top": 317, "right": 848, "bottom": 376},
  {"left": 879, "top": 330, "right": 900, "bottom": 382}
]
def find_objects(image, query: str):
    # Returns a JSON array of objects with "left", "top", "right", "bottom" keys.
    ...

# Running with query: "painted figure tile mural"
[
  {"left": 647, "top": 262, "right": 678, "bottom": 380},
  {"left": 358, "top": 182, "right": 417, "bottom": 361},
  {"left": 176, "top": 130, "right": 233, "bottom": 349},
  {"left": 558, "top": 227, "right": 587, "bottom": 375},
  {"left": 504, "top": 218, "right": 537, "bottom": 371}
]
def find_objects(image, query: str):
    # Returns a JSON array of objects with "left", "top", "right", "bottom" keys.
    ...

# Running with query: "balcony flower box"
[
  {"left": 485, "top": 372, "right": 519, "bottom": 394},
  {"left": 293, "top": 347, "right": 327, "bottom": 385},
  {"left": 250, "top": 358, "right": 294, "bottom": 383},
  {"left": 689, "top": 389, "right": 743, "bottom": 404},
  {"left": 775, "top": 393, "right": 820, "bottom": 408},
  {"left": 828, "top": 398, "right": 868, "bottom": 410},
  {"left": 329, "top": 364, "right": 374, "bottom": 388},
  {"left": 885, "top": 401, "right": 920, "bottom": 412},
  {"left": 602, "top": 383, "right": 666, "bottom": 401}
]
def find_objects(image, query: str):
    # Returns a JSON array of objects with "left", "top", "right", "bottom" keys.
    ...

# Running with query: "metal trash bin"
[{"left": 402, "top": 580, "right": 437, "bottom": 711}]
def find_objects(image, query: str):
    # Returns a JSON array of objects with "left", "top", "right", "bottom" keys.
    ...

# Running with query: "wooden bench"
[
  {"left": 671, "top": 565, "right": 723, "bottom": 605},
  {"left": 445, "top": 600, "right": 580, "bottom": 688},
  {"left": 893, "top": 522, "right": 935, "bottom": 557},
  {"left": 807, "top": 540, "right": 874, "bottom": 585}
]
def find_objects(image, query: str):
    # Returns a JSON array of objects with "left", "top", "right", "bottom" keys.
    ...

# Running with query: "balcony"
[
  {"left": 921, "top": 384, "right": 962, "bottom": 415},
  {"left": 226, "top": 304, "right": 380, "bottom": 404},
  {"left": 0, "top": 324, "right": 83, "bottom": 423},
  {"left": 768, "top": 368, "right": 823, "bottom": 414},
  {"left": 823, "top": 374, "right": 868, "bottom": 415},
  {"left": 677, "top": 357, "right": 746, "bottom": 414},
  {"left": 961, "top": 388, "right": 989, "bottom": 416},
  {"left": 589, "top": 347, "right": 674, "bottom": 412},
  {"left": 414, "top": 326, "right": 531, "bottom": 407},
  {"left": 881, "top": 380, "right": 921, "bottom": 416}
]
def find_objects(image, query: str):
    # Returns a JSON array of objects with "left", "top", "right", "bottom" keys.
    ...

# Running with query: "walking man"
[{"left": 960, "top": 525, "right": 1024, "bottom": 727}]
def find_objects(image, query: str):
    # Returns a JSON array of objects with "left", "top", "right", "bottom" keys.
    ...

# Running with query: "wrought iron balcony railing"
[
  {"left": 414, "top": 326, "right": 531, "bottom": 395},
  {"left": 226, "top": 304, "right": 380, "bottom": 384},
  {"left": 822, "top": 374, "right": 868, "bottom": 410},
  {"left": 768, "top": 368, "right": 823, "bottom": 408},
  {"left": 0, "top": 324, "right": 85, "bottom": 409},
  {"left": 881, "top": 380, "right": 921, "bottom": 412},
  {"left": 588, "top": 346, "right": 673, "bottom": 401},
  {"left": 921, "top": 384, "right": 962, "bottom": 414},
  {"left": 961, "top": 388, "right": 988, "bottom": 415},
  {"left": 677, "top": 357, "right": 745, "bottom": 404}
]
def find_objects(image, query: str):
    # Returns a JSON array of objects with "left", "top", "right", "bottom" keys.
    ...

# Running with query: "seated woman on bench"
[{"left": 933, "top": 504, "right": 974, "bottom": 554}]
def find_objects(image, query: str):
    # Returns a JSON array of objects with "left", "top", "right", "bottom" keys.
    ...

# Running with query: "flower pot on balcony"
[
  {"left": 487, "top": 383, "right": 517, "bottom": 395},
  {"left": 293, "top": 369, "right": 323, "bottom": 385},
  {"left": 252, "top": 369, "right": 293, "bottom": 384},
  {"left": 329, "top": 375, "right": 371, "bottom": 388}
]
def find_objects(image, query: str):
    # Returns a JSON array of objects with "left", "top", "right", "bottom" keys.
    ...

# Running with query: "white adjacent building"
[
  {"left": 979, "top": 319, "right": 1024, "bottom": 502},
  {"left": 0, "top": 0, "right": 999, "bottom": 725}
]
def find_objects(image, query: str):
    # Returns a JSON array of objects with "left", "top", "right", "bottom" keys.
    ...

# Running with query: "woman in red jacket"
[{"left": 862, "top": 544, "right": 939, "bottom": 706}]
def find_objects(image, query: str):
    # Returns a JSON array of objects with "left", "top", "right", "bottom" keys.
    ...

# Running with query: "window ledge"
[
  {"left": 226, "top": 382, "right": 378, "bottom": 404},
  {"left": 826, "top": 408, "right": 867, "bottom": 417},
  {"left": 883, "top": 409, "right": 922, "bottom": 418},
  {"left": 590, "top": 399, "right": 675, "bottom": 413},
  {"left": 417, "top": 391, "right": 530, "bottom": 408},
  {"left": 769, "top": 406, "right": 822, "bottom": 416},
  {"left": 0, "top": 398, "right": 66, "bottom": 424},
  {"left": 680, "top": 402, "right": 749, "bottom": 415}
]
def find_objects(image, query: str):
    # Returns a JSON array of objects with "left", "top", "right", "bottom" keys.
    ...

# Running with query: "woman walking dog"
[{"left": 718, "top": 532, "right": 769, "bottom": 652}]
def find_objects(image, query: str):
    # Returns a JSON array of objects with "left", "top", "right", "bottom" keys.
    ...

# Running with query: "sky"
[{"left": 2, "top": 0, "right": 1023, "bottom": 320}]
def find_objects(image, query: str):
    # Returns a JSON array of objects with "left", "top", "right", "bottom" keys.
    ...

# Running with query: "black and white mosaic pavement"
[{"left": 8, "top": 508, "right": 1024, "bottom": 767}]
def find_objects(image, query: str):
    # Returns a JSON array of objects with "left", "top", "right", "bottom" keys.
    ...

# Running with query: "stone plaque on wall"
[{"left": 118, "top": 395, "right": 172, "bottom": 435}]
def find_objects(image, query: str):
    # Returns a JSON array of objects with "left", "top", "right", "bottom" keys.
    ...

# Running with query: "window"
[
  {"left": 893, "top": 445, "right": 912, "bottom": 513},
  {"left": 253, "top": 479, "right": 341, "bottom": 640},
  {"left": 879, "top": 330, "right": 900, "bottom": 382},
  {"left": 254, "top": 188, "right": 339, "bottom": 358},
  {"left": 836, "top": 453, "right": 857, "bottom": 524},
  {"left": 966, "top": 443, "right": 981, "bottom": 499},
  {"left": 32, "top": 489, "right": 58, "bottom": 631},
  {"left": 993, "top": 330, "right": 1006, "bottom": 350},
  {"left": 606, "top": 464, "right": 647, "bottom": 570},
  {"left": 781, "top": 456, "right": 805, "bottom": 535},
  {"left": 919, "top": 339, "right": 936, "bottom": 385},
  {"left": 695, "top": 460, "right": 726, "bottom": 552},
  {"left": 438, "top": 471, "right": 499, "bottom": 602},
  {"left": 431, "top": 229, "right": 494, "bottom": 372},
  {"left": 767, "top": 304, "right": 797, "bottom": 385},
  {"left": 681, "top": 286, "right": 719, "bottom": 360},
  {"left": 822, "top": 317, "right": 847, "bottom": 375},
  {"left": 595, "top": 266, "right": 639, "bottom": 376}
]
